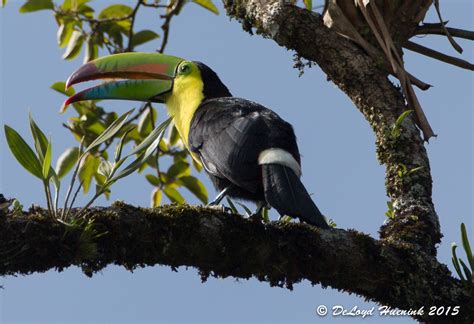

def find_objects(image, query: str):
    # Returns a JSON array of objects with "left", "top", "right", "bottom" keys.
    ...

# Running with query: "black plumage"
[{"left": 189, "top": 97, "right": 329, "bottom": 228}]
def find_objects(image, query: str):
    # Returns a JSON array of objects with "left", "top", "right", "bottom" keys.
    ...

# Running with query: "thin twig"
[
  {"left": 43, "top": 181, "right": 54, "bottom": 219},
  {"left": 126, "top": 0, "right": 143, "bottom": 52},
  {"left": 433, "top": 0, "right": 463, "bottom": 53},
  {"left": 158, "top": 1, "right": 184, "bottom": 53},
  {"left": 77, "top": 192, "right": 102, "bottom": 218},
  {"left": 54, "top": 183, "right": 60, "bottom": 219},
  {"left": 404, "top": 41, "right": 474, "bottom": 71},
  {"left": 142, "top": 2, "right": 167, "bottom": 8},
  {"left": 67, "top": 180, "right": 84, "bottom": 218},
  {"left": 414, "top": 24, "right": 474, "bottom": 41},
  {"left": 159, "top": 15, "right": 173, "bottom": 53},
  {"left": 54, "top": 8, "right": 135, "bottom": 25},
  {"left": 62, "top": 138, "right": 85, "bottom": 220},
  {"left": 406, "top": 72, "right": 432, "bottom": 91}
]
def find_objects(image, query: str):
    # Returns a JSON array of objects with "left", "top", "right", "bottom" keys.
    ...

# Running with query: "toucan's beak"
[{"left": 62, "top": 52, "right": 183, "bottom": 112}]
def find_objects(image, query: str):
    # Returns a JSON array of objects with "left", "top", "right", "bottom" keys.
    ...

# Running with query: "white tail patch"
[{"left": 258, "top": 148, "right": 301, "bottom": 178}]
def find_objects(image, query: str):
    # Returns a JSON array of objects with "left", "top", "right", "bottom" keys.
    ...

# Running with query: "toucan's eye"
[{"left": 179, "top": 64, "right": 191, "bottom": 75}]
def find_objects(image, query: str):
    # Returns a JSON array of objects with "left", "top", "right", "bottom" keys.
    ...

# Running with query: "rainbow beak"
[{"left": 63, "top": 52, "right": 184, "bottom": 111}]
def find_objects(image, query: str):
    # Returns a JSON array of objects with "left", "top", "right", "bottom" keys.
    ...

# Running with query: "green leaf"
[
  {"left": 4, "top": 125, "right": 43, "bottom": 179},
  {"left": 391, "top": 110, "right": 413, "bottom": 138},
  {"left": 19, "top": 0, "right": 53, "bottom": 13},
  {"left": 86, "top": 121, "right": 107, "bottom": 136},
  {"left": 111, "top": 118, "right": 170, "bottom": 182},
  {"left": 180, "top": 176, "right": 208, "bottom": 204},
  {"left": 192, "top": 0, "right": 218, "bottom": 14},
  {"left": 42, "top": 139, "right": 52, "bottom": 179},
  {"left": 61, "top": 0, "right": 90, "bottom": 10},
  {"left": 131, "top": 30, "right": 159, "bottom": 48},
  {"left": 78, "top": 3, "right": 94, "bottom": 18},
  {"left": 151, "top": 188, "right": 162, "bottom": 207},
  {"left": 28, "top": 113, "right": 49, "bottom": 162},
  {"left": 459, "top": 259, "right": 472, "bottom": 281},
  {"left": 78, "top": 153, "right": 100, "bottom": 193},
  {"left": 167, "top": 161, "right": 190, "bottom": 179},
  {"left": 55, "top": 147, "right": 80, "bottom": 179},
  {"left": 103, "top": 22, "right": 126, "bottom": 45},
  {"left": 146, "top": 174, "right": 160, "bottom": 186},
  {"left": 97, "top": 160, "right": 114, "bottom": 178},
  {"left": 57, "top": 22, "right": 74, "bottom": 48},
  {"left": 99, "top": 4, "right": 132, "bottom": 19},
  {"left": 168, "top": 124, "right": 180, "bottom": 146},
  {"left": 51, "top": 81, "right": 75, "bottom": 96},
  {"left": 2, "top": 0, "right": 7, "bottom": 8},
  {"left": 114, "top": 128, "right": 133, "bottom": 163},
  {"left": 407, "top": 166, "right": 425, "bottom": 176},
  {"left": 461, "top": 223, "right": 474, "bottom": 271},
  {"left": 452, "top": 243, "right": 466, "bottom": 281},
  {"left": 51, "top": 171, "right": 60, "bottom": 189},
  {"left": 303, "top": 0, "right": 312, "bottom": 10},
  {"left": 137, "top": 106, "right": 157, "bottom": 137},
  {"left": 126, "top": 117, "right": 171, "bottom": 159},
  {"left": 85, "top": 109, "right": 134, "bottom": 154},
  {"left": 164, "top": 186, "right": 185, "bottom": 204},
  {"left": 192, "top": 157, "right": 203, "bottom": 172},
  {"left": 62, "top": 31, "right": 84, "bottom": 60},
  {"left": 84, "top": 36, "right": 98, "bottom": 63}
]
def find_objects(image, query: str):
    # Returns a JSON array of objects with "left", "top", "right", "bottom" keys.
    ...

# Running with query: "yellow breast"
[{"left": 165, "top": 67, "right": 204, "bottom": 163}]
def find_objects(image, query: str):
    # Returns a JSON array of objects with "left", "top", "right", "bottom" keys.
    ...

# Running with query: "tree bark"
[
  {"left": 223, "top": 0, "right": 440, "bottom": 254},
  {"left": 0, "top": 203, "right": 472, "bottom": 322}
]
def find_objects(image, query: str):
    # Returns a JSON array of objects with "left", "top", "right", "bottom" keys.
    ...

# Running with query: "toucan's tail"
[{"left": 262, "top": 164, "right": 330, "bottom": 228}]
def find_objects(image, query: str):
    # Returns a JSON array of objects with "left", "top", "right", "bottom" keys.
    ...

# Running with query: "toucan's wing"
[{"left": 189, "top": 97, "right": 299, "bottom": 193}]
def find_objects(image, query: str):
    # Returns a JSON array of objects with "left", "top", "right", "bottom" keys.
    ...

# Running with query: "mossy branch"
[{"left": 0, "top": 202, "right": 472, "bottom": 322}]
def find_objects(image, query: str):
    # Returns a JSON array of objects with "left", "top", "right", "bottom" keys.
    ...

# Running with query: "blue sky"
[{"left": 0, "top": 1, "right": 472, "bottom": 323}]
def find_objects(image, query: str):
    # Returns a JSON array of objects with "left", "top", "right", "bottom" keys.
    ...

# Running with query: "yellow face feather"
[{"left": 164, "top": 61, "right": 204, "bottom": 162}]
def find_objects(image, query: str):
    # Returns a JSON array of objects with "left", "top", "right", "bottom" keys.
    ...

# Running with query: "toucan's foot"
[
  {"left": 207, "top": 185, "right": 233, "bottom": 206},
  {"left": 247, "top": 201, "right": 268, "bottom": 222}
]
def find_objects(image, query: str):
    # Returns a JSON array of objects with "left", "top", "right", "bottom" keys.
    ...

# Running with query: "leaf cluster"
[
  {"left": 5, "top": 0, "right": 217, "bottom": 209},
  {"left": 4, "top": 111, "right": 172, "bottom": 220},
  {"left": 451, "top": 223, "right": 474, "bottom": 287}
]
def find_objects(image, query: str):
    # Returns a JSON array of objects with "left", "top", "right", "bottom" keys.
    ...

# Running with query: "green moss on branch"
[{"left": 0, "top": 202, "right": 471, "bottom": 322}]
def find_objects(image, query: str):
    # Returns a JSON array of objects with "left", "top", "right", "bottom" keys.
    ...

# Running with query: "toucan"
[{"left": 64, "top": 53, "right": 330, "bottom": 228}]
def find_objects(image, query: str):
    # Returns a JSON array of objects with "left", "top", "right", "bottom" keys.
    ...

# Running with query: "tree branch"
[
  {"left": 0, "top": 203, "right": 472, "bottom": 322},
  {"left": 222, "top": 0, "right": 440, "bottom": 254},
  {"left": 404, "top": 40, "right": 474, "bottom": 71},
  {"left": 414, "top": 23, "right": 474, "bottom": 41},
  {"left": 126, "top": 0, "right": 143, "bottom": 52}
]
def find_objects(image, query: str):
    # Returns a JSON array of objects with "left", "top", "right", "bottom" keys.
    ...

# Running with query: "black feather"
[
  {"left": 262, "top": 164, "right": 329, "bottom": 228},
  {"left": 193, "top": 61, "right": 232, "bottom": 99}
]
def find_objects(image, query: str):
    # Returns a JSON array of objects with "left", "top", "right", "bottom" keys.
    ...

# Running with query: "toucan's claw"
[{"left": 207, "top": 185, "right": 233, "bottom": 206}]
